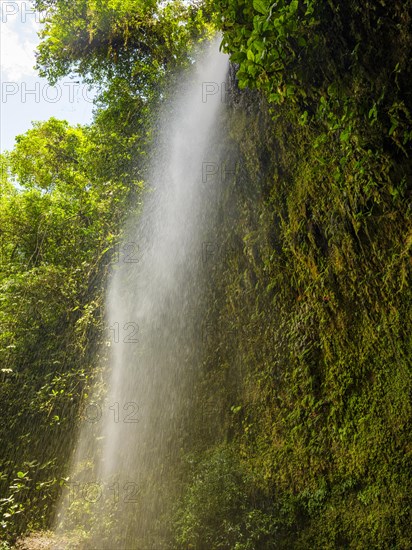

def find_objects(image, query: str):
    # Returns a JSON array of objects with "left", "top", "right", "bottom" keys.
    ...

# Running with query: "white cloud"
[{"left": 1, "top": 12, "right": 40, "bottom": 80}]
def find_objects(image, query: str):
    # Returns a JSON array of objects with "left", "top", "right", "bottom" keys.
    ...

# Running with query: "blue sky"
[{"left": 0, "top": 1, "right": 95, "bottom": 152}]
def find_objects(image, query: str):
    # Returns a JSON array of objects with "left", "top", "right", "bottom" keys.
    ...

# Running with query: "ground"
[{"left": 13, "top": 532, "right": 83, "bottom": 550}]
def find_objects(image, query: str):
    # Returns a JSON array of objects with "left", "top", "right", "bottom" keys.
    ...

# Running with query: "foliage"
[
  {"left": 0, "top": 1, "right": 210, "bottom": 544},
  {"left": 174, "top": 1, "right": 412, "bottom": 548},
  {"left": 0, "top": 117, "right": 138, "bottom": 541},
  {"left": 35, "top": 0, "right": 212, "bottom": 102},
  {"left": 174, "top": 446, "right": 299, "bottom": 550},
  {"left": 211, "top": 0, "right": 320, "bottom": 103},
  {"left": 1, "top": 0, "right": 412, "bottom": 547}
]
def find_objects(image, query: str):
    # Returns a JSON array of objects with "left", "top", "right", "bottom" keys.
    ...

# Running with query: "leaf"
[
  {"left": 299, "top": 110, "right": 309, "bottom": 125},
  {"left": 17, "top": 471, "right": 26, "bottom": 479},
  {"left": 230, "top": 51, "right": 247, "bottom": 63},
  {"left": 340, "top": 129, "right": 351, "bottom": 142},
  {"left": 247, "top": 49, "right": 255, "bottom": 61},
  {"left": 368, "top": 105, "right": 377, "bottom": 119},
  {"left": 253, "top": 40, "right": 265, "bottom": 52},
  {"left": 389, "top": 120, "right": 399, "bottom": 136},
  {"left": 289, "top": 0, "right": 299, "bottom": 14},
  {"left": 253, "top": 0, "right": 269, "bottom": 15}
]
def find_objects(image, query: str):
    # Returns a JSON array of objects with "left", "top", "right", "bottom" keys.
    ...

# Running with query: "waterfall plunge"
[{"left": 55, "top": 39, "right": 229, "bottom": 549}]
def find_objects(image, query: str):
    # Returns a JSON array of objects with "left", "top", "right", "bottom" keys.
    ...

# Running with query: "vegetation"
[
  {"left": 0, "top": 116, "right": 134, "bottom": 540},
  {"left": 1, "top": 0, "right": 411, "bottom": 548}
]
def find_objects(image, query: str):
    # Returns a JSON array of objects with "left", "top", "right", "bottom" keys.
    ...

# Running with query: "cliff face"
[{"left": 175, "top": 56, "right": 412, "bottom": 548}]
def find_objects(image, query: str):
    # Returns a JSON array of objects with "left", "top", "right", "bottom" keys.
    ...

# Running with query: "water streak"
[{"left": 55, "top": 38, "right": 229, "bottom": 549}]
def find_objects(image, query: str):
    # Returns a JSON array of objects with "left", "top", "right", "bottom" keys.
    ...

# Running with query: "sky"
[{"left": 0, "top": 0, "right": 95, "bottom": 152}]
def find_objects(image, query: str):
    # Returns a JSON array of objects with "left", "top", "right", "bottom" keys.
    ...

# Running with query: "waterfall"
[{"left": 54, "top": 38, "right": 229, "bottom": 549}]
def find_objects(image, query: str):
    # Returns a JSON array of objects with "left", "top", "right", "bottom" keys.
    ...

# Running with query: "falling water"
[{"left": 55, "top": 38, "right": 229, "bottom": 548}]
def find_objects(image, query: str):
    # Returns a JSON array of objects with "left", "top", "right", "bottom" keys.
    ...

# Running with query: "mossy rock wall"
[{"left": 176, "top": 58, "right": 412, "bottom": 548}]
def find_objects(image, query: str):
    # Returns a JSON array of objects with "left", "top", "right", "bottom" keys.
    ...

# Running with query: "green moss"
[{"left": 176, "top": 1, "right": 412, "bottom": 546}]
